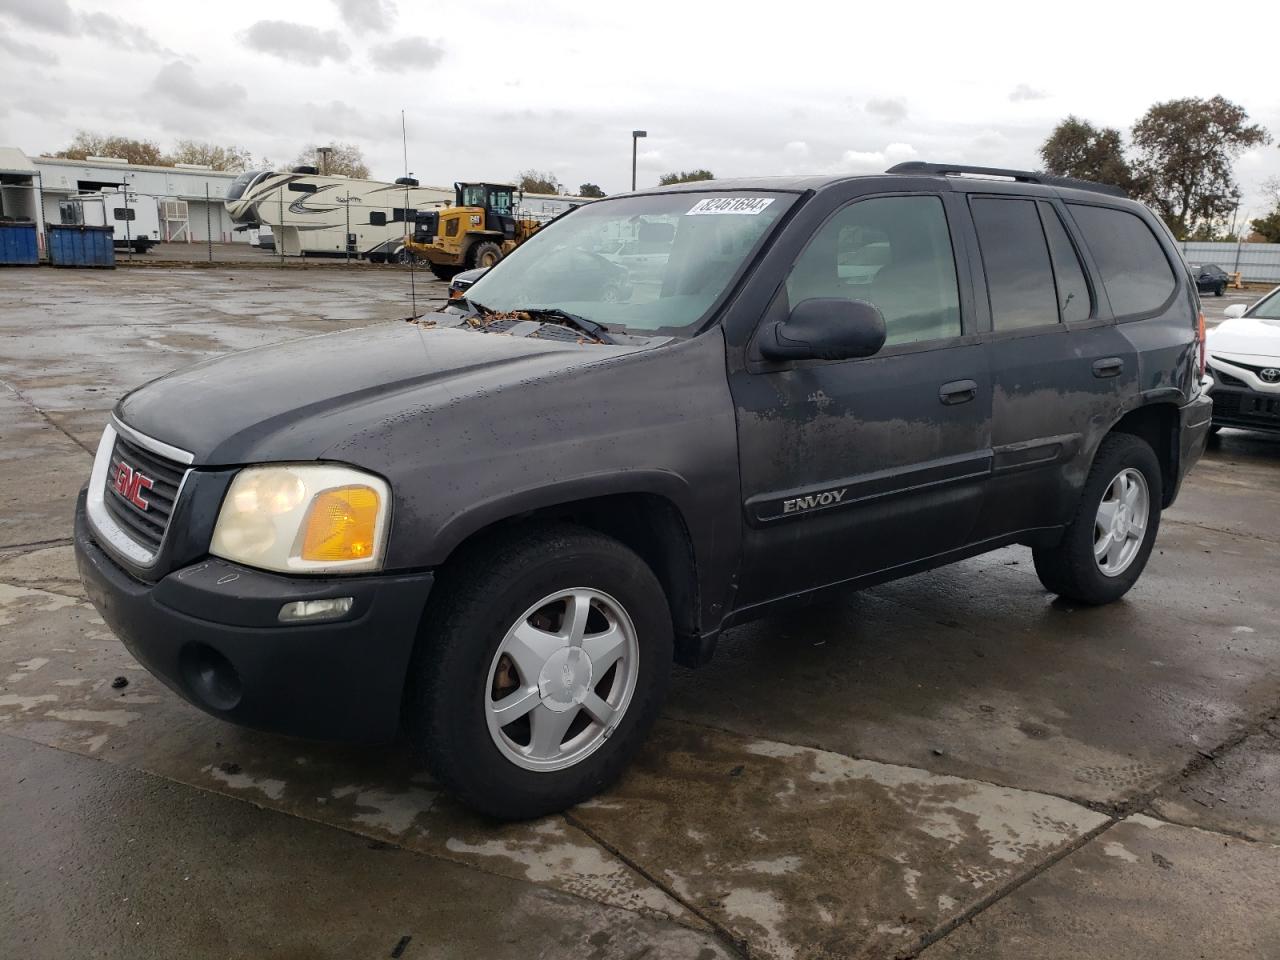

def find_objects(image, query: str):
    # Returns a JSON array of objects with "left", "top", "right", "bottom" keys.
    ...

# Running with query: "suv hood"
[
  {"left": 117, "top": 321, "right": 639, "bottom": 464},
  {"left": 1207, "top": 315, "right": 1280, "bottom": 360}
]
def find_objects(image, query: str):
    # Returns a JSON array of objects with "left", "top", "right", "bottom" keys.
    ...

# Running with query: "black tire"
[
  {"left": 468, "top": 241, "right": 503, "bottom": 269},
  {"left": 1032, "top": 433, "right": 1162, "bottom": 605},
  {"left": 404, "top": 524, "right": 673, "bottom": 820},
  {"left": 1215, "top": 283, "right": 1226, "bottom": 297},
  {"left": 429, "top": 263, "right": 461, "bottom": 281}
]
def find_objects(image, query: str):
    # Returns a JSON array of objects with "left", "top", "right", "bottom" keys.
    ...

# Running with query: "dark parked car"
[
  {"left": 1189, "top": 262, "right": 1230, "bottom": 296},
  {"left": 75, "top": 162, "right": 1212, "bottom": 819}
]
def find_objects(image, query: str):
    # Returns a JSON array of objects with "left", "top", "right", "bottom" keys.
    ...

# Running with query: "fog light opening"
[
  {"left": 279, "top": 596, "right": 354, "bottom": 623},
  {"left": 179, "top": 644, "right": 242, "bottom": 713}
]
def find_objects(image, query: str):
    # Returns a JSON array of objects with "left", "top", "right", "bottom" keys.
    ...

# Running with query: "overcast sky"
[{"left": 2, "top": 0, "right": 1278, "bottom": 220}]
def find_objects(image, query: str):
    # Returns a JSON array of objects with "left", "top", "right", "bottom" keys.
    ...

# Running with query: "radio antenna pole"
[{"left": 402, "top": 109, "right": 418, "bottom": 318}]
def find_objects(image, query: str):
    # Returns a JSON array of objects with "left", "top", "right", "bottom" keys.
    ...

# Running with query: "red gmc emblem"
[{"left": 113, "top": 460, "right": 154, "bottom": 511}]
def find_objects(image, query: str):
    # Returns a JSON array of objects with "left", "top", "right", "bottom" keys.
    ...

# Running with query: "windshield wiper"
[{"left": 520, "top": 307, "right": 617, "bottom": 344}]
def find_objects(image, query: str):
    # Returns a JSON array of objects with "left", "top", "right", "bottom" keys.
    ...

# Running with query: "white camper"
[
  {"left": 59, "top": 188, "right": 161, "bottom": 252},
  {"left": 223, "top": 166, "right": 452, "bottom": 260}
]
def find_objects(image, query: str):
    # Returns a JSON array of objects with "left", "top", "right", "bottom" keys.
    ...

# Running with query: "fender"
[{"left": 422, "top": 468, "right": 701, "bottom": 568}]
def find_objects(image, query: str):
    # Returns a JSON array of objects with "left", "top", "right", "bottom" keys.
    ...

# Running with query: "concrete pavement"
[{"left": 1, "top": 269, "right": 1277, "bottom": 958}]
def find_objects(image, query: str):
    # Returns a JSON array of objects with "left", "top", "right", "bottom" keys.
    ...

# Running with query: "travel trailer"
[
  {"left": 59, "top": 188, "right": 161, "bottom": 252},
  {"left": 223, "top": 166, "right": 586, "bottom": 260},
  {"left": 222, "top": 167, "right": 452, "bottom": 260}
]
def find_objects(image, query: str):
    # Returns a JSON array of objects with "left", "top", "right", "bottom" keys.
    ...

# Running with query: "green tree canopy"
[
  {"left": 518, "top": 169, "right": 562, "bottom": 194},
  {"left": 658, "top": 169, "right": 714, "bottom": 185},
  {"left": 1039, "top": 117, "right": 1135, "bottom": 191},
  {"left": 1130, "top": 95, "right": 1270, "bottom": 239},
  {"left": 577, "top": 182, "right": 606, "bottom": 198}
]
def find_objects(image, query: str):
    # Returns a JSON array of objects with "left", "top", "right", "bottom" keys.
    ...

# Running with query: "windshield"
[
  {"left": 225, "top": 169, "right": 267, "bottom": 201},
  {"left": 1250, "top": 287, "right": 1280, "bottom": 320},
  {"left": 462, "top": 191, "right": 795, "bottom": 335}
]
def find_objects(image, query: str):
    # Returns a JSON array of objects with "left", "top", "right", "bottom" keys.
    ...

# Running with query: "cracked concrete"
[{"left": 1, "top": 270, "right": 1278, "bottom": 959}]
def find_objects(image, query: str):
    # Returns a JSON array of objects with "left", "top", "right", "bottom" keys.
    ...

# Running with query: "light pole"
[{"left": 631, "top": 130, "right": 647, "bottom": 191}]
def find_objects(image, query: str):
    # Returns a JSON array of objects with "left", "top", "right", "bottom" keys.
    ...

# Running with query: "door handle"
[
  {"left": 1092, "top": 357, "right": 1124, "bottom": 378},
  {"left": 939, "top": 379, "right": 978, "bottom": 405}
]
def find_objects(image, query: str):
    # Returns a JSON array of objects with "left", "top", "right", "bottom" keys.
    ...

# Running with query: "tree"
[
  {"left": 1039, "top": 117, "right": 1135, "bottom": 191},
  {"left": 1251, "top": 211, "right": 1280, "bottom": 243},
  {"left": 291, "top": 143, "right": 370, "bottom": 179},
  {"left": 168, "top": 140, "right": 254, "bottom": 172},
  {"left": 577, "top": 182, "right": 606, "bottom": 198},
  {"left": 658, "top": 169, "right": 714, "bottom": 185},
  {"left": 53, "top": 131, "right": 164, "bottom": 166},
  {"left": 517, "top": 169, "right": 562, "bottom": 194},
  {"left": 1130, "top": 96, "right": 1271, "bottom": 239}
]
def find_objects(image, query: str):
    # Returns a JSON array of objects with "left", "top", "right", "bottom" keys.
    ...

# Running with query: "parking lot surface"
[{"left": 1, "top": 270, "right": 1278, "bottom": 959}]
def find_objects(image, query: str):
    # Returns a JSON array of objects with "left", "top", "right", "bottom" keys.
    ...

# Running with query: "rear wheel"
[
  {"left": 404, "top": 525, "right": 673, "bottom": 820},
  {"left": 1033, "top": 434, "right": 1162, "bottom": 605},
  {"left": 468, "top": 241, "right": 503, "bottom": 269},
  {"left": 1215, "top": 282, "right": 1226, "bottom": 297}
]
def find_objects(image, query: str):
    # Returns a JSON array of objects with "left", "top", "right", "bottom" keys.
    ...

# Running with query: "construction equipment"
[{"left": 403, "top": 182, "right": 542, "bottom": 280}]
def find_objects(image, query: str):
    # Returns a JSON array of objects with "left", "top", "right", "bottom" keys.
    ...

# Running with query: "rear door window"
[
  {"left": 1066, "top": 204, "right": 1176, "bottom": 317},
  {"left": 1040, "top": 204, "right": 1092, "bottom": 323},
  {"left": 970, "top": 197, "right": 1058, "bottom": 331}
]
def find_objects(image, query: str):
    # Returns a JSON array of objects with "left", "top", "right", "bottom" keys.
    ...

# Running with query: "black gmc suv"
[{"left": 75, "top": 162, "right": 1212, "bottom": 819}]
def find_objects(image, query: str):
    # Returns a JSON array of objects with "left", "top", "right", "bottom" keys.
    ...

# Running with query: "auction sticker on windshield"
[{"left": 686, "top": 197, "right": 775, "bottom": 216}]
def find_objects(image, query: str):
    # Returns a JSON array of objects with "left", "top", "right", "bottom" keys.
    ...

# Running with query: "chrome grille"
[{"left": 104, "top": 433, "right": 186, "bottom": 553}]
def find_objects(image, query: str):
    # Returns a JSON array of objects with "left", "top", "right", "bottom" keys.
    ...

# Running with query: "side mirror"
[
  {"left": 1223, "top": 303, "right": 1247, "bottom": 319},
  {"left": 759, "top": 298, "right": 887, "bottom": 362}
]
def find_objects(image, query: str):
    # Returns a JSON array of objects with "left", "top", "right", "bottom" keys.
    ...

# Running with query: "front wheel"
[
  {"left": 468, "top": 240, "right": 503, "bottom": 269},
  {"left": 1215, "top": 283, "right": 1226, "bottom": 297},
  {"left": 1033, "top": 434, "right": 1162, "bottom": 605},
  {"left": 404, "top": 524, "right": 673, "bottom": 819}
]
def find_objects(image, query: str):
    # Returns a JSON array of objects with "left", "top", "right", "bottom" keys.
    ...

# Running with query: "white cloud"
[
  {"left": 331, "top": 0, "right": 396, "bottom": 34},
  {"left": 240, "top": 20, "right": 350, "bottom": 65},
  {"left": 0, "top": 0, "right": 74, "bottom": 34},
  {"left": 1009, "top": 83, "right": 1048, "bottom": 102},
  {"left": 368, "top": 36, "right": 446, "bottom": 72},
  {"left": 865, "top": 98, "right": 908, "bottom": 125},
  {"left": 149, "top": 61, "right": 246, "bottom": 112},
  {"left": 0, "top": 33, "right": 48, "bottom": 62}
]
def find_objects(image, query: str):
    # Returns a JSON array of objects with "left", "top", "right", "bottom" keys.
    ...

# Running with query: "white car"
[{"left": 1206, "top": 285, "right": 1280, "bottom": 435}]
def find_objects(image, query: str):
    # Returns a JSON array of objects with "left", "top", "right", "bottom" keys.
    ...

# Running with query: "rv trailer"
[
  {"left": 59, "top": 188, "right": 161, "bottom": 252},
  {"left": 224, "top": 166, "right": 588, "bottom": 260},
  {"left": 222, "top": 167, "right": 453, "bottom": 260}
]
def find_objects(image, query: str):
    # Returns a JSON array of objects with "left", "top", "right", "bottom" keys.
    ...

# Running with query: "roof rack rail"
[{"left": 885, "top": 161, "right": 1128, "bottom": 198}]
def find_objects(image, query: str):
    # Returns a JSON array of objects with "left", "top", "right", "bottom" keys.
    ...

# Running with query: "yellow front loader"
[{"left": 403, "top": 182, "right": 541, "bottom": 280}]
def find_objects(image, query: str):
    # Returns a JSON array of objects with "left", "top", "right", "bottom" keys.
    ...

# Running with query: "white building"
[{"left": 0, "top": 148, "right": 249, "bottom": 247}]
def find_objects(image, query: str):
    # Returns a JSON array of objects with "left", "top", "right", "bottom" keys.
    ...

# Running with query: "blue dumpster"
[
  {"left": 48, "top": 224, "right": 115, "bottom": 268},
  {"left": 0, "top": 221, "right": 38, "bottom": 265}
]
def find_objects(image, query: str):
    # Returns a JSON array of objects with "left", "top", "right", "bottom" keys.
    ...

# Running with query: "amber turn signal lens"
[{"left": 300, "top": 486, "right": 380, "bottom": 562}]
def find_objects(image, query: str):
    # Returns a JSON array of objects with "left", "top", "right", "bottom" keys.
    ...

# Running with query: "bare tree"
[
  {"left": 168, "top": 140, "right": 254, "bottom": 171},
  {"left": 291, "top": 143, "right": 371, "bottom": 179},
  {"left": 52, "top": 131, "right": 165, "bottom": 166}
]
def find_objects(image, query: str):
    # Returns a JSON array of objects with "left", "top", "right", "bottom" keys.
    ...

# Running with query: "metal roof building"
[{"left": 0, "top": 148, "right": 252, "bottom": 246}]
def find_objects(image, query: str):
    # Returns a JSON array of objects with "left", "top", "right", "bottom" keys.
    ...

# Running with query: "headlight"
[{"left": 210, "top": 465, "right": 391, "bottom": 574}]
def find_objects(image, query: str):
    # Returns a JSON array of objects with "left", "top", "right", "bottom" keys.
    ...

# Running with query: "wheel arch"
[
  {"left": 1103, "top": 400, "right": 1182, "bottom": 508},
  {"left": 426, "top": 478, "right": 706, "bottom": 665}
]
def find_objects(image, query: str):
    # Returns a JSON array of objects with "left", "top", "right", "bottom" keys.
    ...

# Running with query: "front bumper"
[
  {"left": 74, "top": 491, "right": 433, "bottom": 742},
  {"left": 1210, "top": 384, "right": 1280, "bottom": 434}
]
